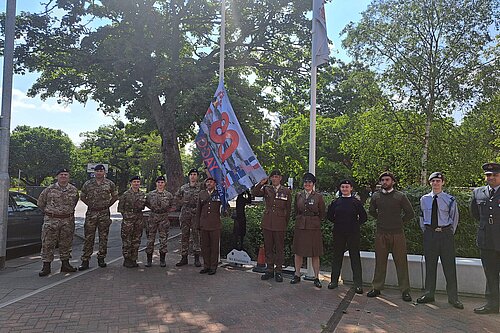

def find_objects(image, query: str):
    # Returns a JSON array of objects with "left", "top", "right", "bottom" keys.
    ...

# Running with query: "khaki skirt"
[{"left": 292, "top": 228, "right": 324, "bottom": 257}]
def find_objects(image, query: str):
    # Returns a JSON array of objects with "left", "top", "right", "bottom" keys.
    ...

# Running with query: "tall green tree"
[
  {"left": 2, "top": 0, "right": 312, "bottom": 191},
  {"left": 9, "top": 126, "right": 76, "bottom": 185},
  {"left": 342, "top": 0, "right": 500, "bottom": 184}
]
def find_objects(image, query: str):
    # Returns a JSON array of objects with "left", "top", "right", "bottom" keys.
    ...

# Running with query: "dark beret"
[
  {"left": 379, "top": 171, "right": 396, "bottom": 182},
  {"left": 155, "top": 176, "right": 166, "bottom": 182},
  {"left": 205, "top": 177, "right": 216, "bottom": 182},
  {"left": 129, "top": 175, "right": 141, "bottom": 182},
  {"left": 188, "top": 168, "right": 199, "bottom": 176},
  {"left": 94, "top": 164, "right": 105, "bottom": 171},
  {"left": 338, "top": 179, "right": 353, "bottom": 186},
  {"left": 428, "top": 172, "right": 445, "bottom": 181},
  {"left": 269, "top": 170, "right": 282, "bottom": 177},
  {"left": 482, "top": 162, "right": 500, "bottom": 174},
  {"left": 303, "top": 172, "right": 316, "bottom": 183},
  {"left": 56, "top": 168, "right": 70, "bottom": 175}
]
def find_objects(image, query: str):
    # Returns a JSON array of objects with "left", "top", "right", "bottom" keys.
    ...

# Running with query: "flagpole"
[
  {"left": 305, "top": 0, "right": 319, "bottom": 282},
  {"left": 219, "top": 0, "right": 226, "bottom": 85}
]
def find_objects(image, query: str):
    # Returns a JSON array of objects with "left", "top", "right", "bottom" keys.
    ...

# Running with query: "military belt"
[
  {"left": 425, "top": 224, "right": 452, "bottom": 232},
  {"left": 152, "top": 209, "right": 169, "bottom": 214},
  {"left": 89, "top": 206, "right": 109, "bottom": 212},
  {"left": 45, "top": 212, "right": 73, "bottom": 218}
]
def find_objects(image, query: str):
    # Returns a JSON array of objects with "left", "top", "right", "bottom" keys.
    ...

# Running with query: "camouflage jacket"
[
  {"left": 118, "top": 188, "right": 146, "bottom": 214},
  {"left": 38, "top": 182, "right": 79, "bottom": 215},
  {"left": 175, "top": 182, "right": 204, "bottom": 214},
  {"left": 81, "top": 178, "right": 118, "bottom": 210},
  {"left": 146, "top": 189, "right": 174, "bottom": 214}
]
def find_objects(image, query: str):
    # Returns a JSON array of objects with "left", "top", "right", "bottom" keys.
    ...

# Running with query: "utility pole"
[{"left": 0, "top": 0, "right": 17, "bottom": 269}]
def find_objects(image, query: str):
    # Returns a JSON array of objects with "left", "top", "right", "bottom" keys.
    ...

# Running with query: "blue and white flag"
[{"left": 195, "top": 81, "right": 266, "bottom": 206}]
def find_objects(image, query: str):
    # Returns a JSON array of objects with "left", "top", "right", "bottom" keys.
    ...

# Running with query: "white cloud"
[
  {"left": 11, "top": 88, "right": 36, "bottom": 110},
  {"left": 40, "top": 102, "right": 72, "bottom": 113}
]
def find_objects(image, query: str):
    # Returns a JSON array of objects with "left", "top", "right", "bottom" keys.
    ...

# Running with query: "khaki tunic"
[
  {"left": 118, "top": 189, "right": 146, "bottom": 261},
  {"left": 293, "top": 191, "right": 326, "bottom": 257},
  {"left": 196, "top": 190, "right": 222, "bottom": 270},
  {"left": 145, "top": 189, "right": 174, "bottom": 254},
  {"left": 175, "top": 182, "right": 204, "bottom": 256}
]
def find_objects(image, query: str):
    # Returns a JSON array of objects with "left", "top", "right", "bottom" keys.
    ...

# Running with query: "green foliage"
[
  {"left": 9, "top": 125, "right": 76, "bottom": 186},
  {"left": 220, "top": 187, "right": 480, "bottom": 271}
]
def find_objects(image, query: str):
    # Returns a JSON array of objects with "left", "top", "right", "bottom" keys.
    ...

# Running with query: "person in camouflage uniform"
[
  {"left": 78, "top": 164, "right": 118, "bottom": 270},
  {"left": 175, "top": 168, "right": 203, "bottom": 267},
  {"left": 37, "top": 168, "right": 80, "bottom": 277},
  {"left": 144, "top": 175, "right": 174, "bottom": 267},
  {"left": 118, "top": 176, "right": 146, "bottom": 268}
]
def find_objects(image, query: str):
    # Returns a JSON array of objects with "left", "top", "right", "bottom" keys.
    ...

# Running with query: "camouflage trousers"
[
  {"left": 146, "top": 213, "right": 170, "bottom": 255},
  {"left": 121, "top": 213, "right": 143, "bottom": 261},
  {"left": 81, "top": 210, "right": 112, "bottom": 261},
  {"left": 41, "top": 217, "right": 75, "bottom": 262},
  {"left": 180, "top": 213, "right": 200, "bottom": 256}
]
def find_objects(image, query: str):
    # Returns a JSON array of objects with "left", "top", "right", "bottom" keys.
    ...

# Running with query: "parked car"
[{"left": 7, "top": 191, "right": 44, "bottom": 250}]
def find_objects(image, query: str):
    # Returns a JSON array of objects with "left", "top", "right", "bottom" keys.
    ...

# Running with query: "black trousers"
[
  {"left": 331, "top": 231, "right": 362, "bottom": 287},
  {"left": 480, "top": 248, "right": 500, "bottom": 308},
  {"left": 423, "top": 227, "right": 458, "bottom": 302}
]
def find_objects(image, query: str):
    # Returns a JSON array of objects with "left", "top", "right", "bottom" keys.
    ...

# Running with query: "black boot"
[
  {"left": 97, "top": 257, "right": 107, "bottom": 268},
  {"left": 145, "top": 253, "right": 153, "bottom": 267},
  {"left": 159, "top": 253, "right": 166, "bottom": 267},
  {"left": 78, "top": 260, "right": 89, "bottom": 271},
  {"left": 176, "top": 255, "right": 188, "bottom": 267},
  {"left": 39, "top": 262, "right": 51, "bottom": 277},
  {"left": 60, "top": 260, "right": 77, "bottom": 273},
  {"left": 194, "top": 254, "right": 201, "bottom": 267},
  {"left": 123, "top": 258, "right": 134, "bottom": 268}
]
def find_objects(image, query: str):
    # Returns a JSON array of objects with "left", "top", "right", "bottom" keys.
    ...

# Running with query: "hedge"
[{"left": 220, "top": 186, "right": 479, "bottom": 270}]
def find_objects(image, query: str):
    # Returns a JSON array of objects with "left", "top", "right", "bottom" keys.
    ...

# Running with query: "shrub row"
[{"left": 220, "top": 186, "right": 479, "bottom": 270}]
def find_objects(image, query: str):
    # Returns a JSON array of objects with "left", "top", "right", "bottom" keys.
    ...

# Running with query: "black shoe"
[
  {"left": 355, "top": 287, "right": 364, "bottom": 294},
  {"left": 261, "top": 271, "right": 274, "bottom": 280},
  {"left": 123, "top": 259, "right": 134, "bottom": 268},
  {"left": 314, "top": 278, "right": 322, "bottom": 288},
  {"left": 367, "top": 289, "right": 381, "bottom": 297},
  {"left": 275, "top": 272, "right": 283, "bottom": 283},
  {"left": 402, "top": 291, "right": 412, "bottom": 302},
  {"left": 78, "top": 260, "right": 90, "bottom": 271},
  {"left": 328, "top": 282, "right": 338, "bottom": 290},
  {"left": 176, "top": 256, "right": 188, "bottom": 267},
  {"left": 97, "top": 258, "right": 107, "bottom": 268},
  {"left": 290, "top": 275, "right": 301, "bottom": 284},
  {"left": 208, "top": 269, "right": 217, "bottom": 275},
  {"left": 474, "top": 305, "right": 499, "bottom": 314},
  {"left": 199, "top": 268, "right": 210, "bottom": 274},
  {"left": 417, "top": 295, "right": 435, "bottom": 304},
  {"left": 449, "top": 300, "right": 464, "bottom": 309}
]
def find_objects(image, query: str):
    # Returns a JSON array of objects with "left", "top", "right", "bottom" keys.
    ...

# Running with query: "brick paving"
[{"left": 1, "top": 202, "right": 500, "bottom": 332}]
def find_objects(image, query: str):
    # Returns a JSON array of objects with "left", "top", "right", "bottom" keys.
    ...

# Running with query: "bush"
[{"left": 220, "top": 186, "right": 479, "bottom": 270}]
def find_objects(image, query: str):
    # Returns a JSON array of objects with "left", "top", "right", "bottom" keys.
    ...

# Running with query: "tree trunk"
[
  {"left": 420, "top": 109, "right": 432, "bottom": 185},
  {"left": 149, "top": 94, "right": 184, "bottom": 192}
]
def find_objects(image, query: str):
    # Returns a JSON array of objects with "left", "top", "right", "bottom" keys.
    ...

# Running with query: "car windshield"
[{"left": 11, "top": 193, "right": 38, "bottom": 211}]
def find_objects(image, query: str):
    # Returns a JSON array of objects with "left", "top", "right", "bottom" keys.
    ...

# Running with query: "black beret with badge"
[
  {"left": 155, "top": 176, "right": 166, "bottom": 182},
  {"left": 56, "top": 168, "right": 70, "bottom": 175},
  {"left": 129, "top": 175, "right": 141, "bottom": 182},
  {"left": 94, "top": 164, "right": 105, "bottom": 171},
  {"left": 188, "top": 168, "right": 199, "bottom": 176}
]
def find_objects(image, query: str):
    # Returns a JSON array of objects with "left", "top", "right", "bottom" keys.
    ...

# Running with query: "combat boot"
[
  {"left": 176, "top": 255, "right": 188, "bottom": 266},
  {"left": 38, "top": 262, "right": 51, "bottom": 277},
  {"left": 159, "top": 253, "right": 166, "bottom": 267},
  {"left": 78, "top": 260, "right": 89, "bottom": 271},
  {"left": 145, "top": 253, "right": 153, "bottom": 267},
  {"left": 194, "top": 254, "right": 201, "bottom": 267},
  {"left": 131, "top": 260, "right": 139, "bottom": 267},
  {"left": 97, "top": 257, "right": 107, "bottom": 268},
  {"left": 123, "top": 258, "right": 134, "bottom": 268},
  {"left": 60, "top": 260, "right": 77, "bottom": 273}
]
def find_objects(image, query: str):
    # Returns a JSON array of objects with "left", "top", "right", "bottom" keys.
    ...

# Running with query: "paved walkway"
[{"left": 1, "top": 202, "right": 500, "bottom": 332}]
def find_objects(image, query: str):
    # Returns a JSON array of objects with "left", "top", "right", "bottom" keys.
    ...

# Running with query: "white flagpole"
[
  {"left": 305, "top": 0, "right": 321, "bottom": 281},
  {"left": 219, "top": 0, "right": 226, "bottom": 85}
]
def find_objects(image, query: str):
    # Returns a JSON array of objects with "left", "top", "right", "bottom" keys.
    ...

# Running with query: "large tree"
[
  {"left": 342, "top": 0, "right": 499, "bottom": 184},
  {"left": 2, "top": 0, "right": 312, "bottom": 191},
  {"left": 9, "top": 126, "right": 75, "bottom": 185}
]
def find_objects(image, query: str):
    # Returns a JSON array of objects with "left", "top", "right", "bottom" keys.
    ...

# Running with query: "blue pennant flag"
[{"left": 195, "top": 81, "right": 266, "bottom": 207}]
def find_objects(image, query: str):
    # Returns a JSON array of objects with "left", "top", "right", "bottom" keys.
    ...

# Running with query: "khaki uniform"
[
  {"left": 196, "top": 190, "right": 222, "bottom": 271},
  {"left": 175, "top": 183, "right": 203, "bottom": 256},
  {"left": 252, "top": 183, "right": 292, "bottom": 273},
  {"left": 80, "top": 178, "right": 118, "bottom": 261},
  {"left": 145, "top": 189, "right": 174, "bottom": 255},
  {"left": 118, "top": 189, "right": 146, "bottom": 261},
  {"left": 38, "top": 183, "right": 79, "bottom": 262},
  {"left": 293, "top": 191, "right": 326, "bottom": 257}
]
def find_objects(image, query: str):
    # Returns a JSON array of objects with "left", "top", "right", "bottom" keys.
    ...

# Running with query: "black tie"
[
  {"left": 431, "top": 195, "right": 438, "bottom": 229},
  {"left": 491, "top": 188, "right": 496, "bottom": 199}
]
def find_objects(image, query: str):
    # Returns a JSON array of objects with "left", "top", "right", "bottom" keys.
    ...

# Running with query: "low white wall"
[{"left": 340, "top": 251, "right": 485, "bottom": 295}]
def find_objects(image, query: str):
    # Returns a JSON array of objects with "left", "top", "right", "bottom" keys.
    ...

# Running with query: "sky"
[{"left": 1, "top": 0, "right": 371, "bottom": 145}]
